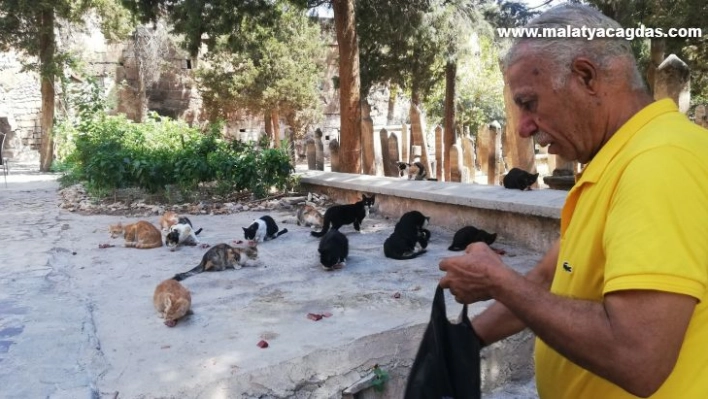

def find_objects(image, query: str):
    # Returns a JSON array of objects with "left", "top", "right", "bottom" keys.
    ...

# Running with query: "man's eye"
[{"left": 521, "top": 100, "right": 535, "bottom": 111}]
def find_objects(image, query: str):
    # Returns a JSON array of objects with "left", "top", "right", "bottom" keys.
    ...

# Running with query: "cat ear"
[
  {"left": 533, "top": 173, "right": 539, "bottom": 179},
  {"left": 242, "top": 227, "right": 248, "bottom": 232}
]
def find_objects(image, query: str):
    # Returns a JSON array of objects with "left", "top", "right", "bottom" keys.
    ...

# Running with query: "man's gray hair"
[{"left": 503, "top": 4, "right": 645, "bottom": 90}]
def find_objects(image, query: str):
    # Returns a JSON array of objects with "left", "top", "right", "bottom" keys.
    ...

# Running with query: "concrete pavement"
[{"left": 0, "top": 165, "right": 540, "bottom": 398}]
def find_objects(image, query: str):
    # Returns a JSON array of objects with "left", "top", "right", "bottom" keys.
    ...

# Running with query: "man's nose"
[{"left": 518, "top": 114, "right": 537, "bottom": 138}]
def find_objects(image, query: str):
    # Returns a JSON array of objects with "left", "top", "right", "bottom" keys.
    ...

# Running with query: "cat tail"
[
  {"left": 173, "top": 262, "right": 204, "bottom": 281},
  {"left": 310, "top": 222, "right": 330, "bottom": 238},
  {"left": 194, "top": 228, "right": 203, "bottom": 236},
  {"left": 276, "top": 228, "right": 288, "bottom": 237}
]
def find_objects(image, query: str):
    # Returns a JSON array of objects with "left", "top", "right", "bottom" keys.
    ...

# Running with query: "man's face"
[{"left": 506, "top": 54, "right": 598, "bottom": 163}]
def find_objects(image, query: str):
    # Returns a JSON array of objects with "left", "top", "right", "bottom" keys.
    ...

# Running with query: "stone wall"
[
  {"left": 0, "top": 51, "right": 42, "bottom": 161},
  {"left": 114, "top": 23, "right": 202, "bottom": 124}
]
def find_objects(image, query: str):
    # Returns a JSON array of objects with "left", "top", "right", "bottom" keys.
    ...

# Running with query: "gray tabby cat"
[{"left": 172, "top": 243, "right": 258, "bottom": 281}]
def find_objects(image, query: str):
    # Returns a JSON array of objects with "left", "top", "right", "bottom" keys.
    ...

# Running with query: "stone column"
[
  {"left": 478, "top": 123, "right": 501, "bottom": 185},
  {"left": 401, "top": 123, "right": 410, "bottom": 163},
  {"left": 450, "top": 143, "right": 463, "bottom": 182},
  {"left": 654, "top": 54, "right": 690, "bottom": 113},
  {"left": 306, "top": 138, "right": 316, "bottom": 170},
  {"left": 503, "top": 123, "right": 536, "bottom": 175},
  {"left": 329, "top": 139, "right": 340, "bottom": 172},
  {"left": 544, "top": 155, "right": 577, "bottom": 190},
  {"left": 379, "top": 128, "right": 394, "bottom": 177},
  {"left": 387, "top": 132, "right": 401, "bottom": 177},
  {"left": 314, "top": 129, "right": 325, "bottom": 171},
  {"left": 409, "top": 104, "right": 432, "bottom": 175},
  {"left": 462, "top": 136, "right": 475, "bottom": 183},
  {"left": 435, "top": 125, "right": 444, "bottom": 181},
  {"left": 360, "top": 101, "right": 375, "bottom": 175},
  {"left": 373, "top": 126, "right": 384, "bottom": 176}
]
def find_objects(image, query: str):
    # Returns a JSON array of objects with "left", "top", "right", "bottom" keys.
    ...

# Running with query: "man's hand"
[{"left": 439, "top": 242, "right": 511, "bottom": 304}]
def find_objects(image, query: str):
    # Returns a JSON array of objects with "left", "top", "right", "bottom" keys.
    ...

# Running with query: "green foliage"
[
  {"left": 195, "top": 2, "right": 325, "bottom": 135},
  {"left": 54, "top": 84, "right": 295, "bottom": 199},
  {"left": 122, "top": 0, "right": 305, "bottom": 57},
  {"left": 371, "top": 364, "right": 390, "bottom": 393},
  {"left": 424, "top": 34, "right": 505, "bottom": 133}
]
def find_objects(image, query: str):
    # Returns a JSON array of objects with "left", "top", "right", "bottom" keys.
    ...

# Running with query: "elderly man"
[{"left": 439, "top": 4, "right": 708, "bottom": 399}]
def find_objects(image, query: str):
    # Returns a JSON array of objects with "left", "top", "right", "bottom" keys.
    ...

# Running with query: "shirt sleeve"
[{"left": 603, "top": 146, "right": 708, "bottom": 301}]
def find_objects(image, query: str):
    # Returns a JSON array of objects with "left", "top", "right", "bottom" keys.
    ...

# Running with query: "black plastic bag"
[{"left": 404, "top": 285, "right": 481, "bottom": 399}]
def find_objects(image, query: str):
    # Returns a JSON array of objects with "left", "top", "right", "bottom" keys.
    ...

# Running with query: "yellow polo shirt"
[{"left": 535, "top": 99, "right": 708, "bottom": 399}]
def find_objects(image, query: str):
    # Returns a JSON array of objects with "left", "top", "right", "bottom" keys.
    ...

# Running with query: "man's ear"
[{"left": 571, "top": 58, "right": 598, "bottom": 94}]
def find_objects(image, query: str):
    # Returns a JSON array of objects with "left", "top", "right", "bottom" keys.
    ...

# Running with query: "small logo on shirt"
[{"left": 562, "top": 261, "right": 573, "bottom": 273}]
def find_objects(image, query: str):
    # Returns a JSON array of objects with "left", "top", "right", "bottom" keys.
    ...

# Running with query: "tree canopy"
[{"left": 196, "top": 2, "right": 325, "bottom": 136}]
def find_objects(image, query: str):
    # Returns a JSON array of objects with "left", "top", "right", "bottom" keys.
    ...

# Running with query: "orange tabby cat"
[
  {"left": 153, "top": 279, "right": 191, "bottom": 327},
  {"left": 160, "top": 211, "right": 180, "bottom": 231},
  {"left": 109, "top": 220, "right": 163, "bottom": 249}
]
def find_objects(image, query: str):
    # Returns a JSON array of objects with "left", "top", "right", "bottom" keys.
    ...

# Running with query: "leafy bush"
[{"left": 54, "top": 84, "right": 295, "bottom": 200}]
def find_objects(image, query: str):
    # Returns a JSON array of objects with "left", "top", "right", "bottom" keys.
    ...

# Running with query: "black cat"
[
  {"left": 243, "top": 215, "right": 288, "bottom": 242},
  {"left": 318, "top": 229, "right": 349, "bottom": 270},
  {"left": 311, "top": 194, "right": 376, "bottom": 238},
  {"left": 448, "top": 226, "right": 497, "bottom": 251},
  {"left": 383, "top": 211, "right": 431, "bottom": 260},
  {"left": 503, "top": 167, "right": 539, "bottom": 190}
]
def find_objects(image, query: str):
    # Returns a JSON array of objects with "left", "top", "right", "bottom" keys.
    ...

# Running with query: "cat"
[
  {"left": 318, "top": 229, "right": 349, "bottom": 270},
  {"left": 243, "top": 215, "right": 288, "bottom": 242},
  {"left": 311, "top": 194, "right": 376, "bottom": 238},
  {"left": 395, "top": 161, "right": 427, "bottom": 180},
  {"left": 448, "top": 226, "right": 497, "bottom": 251},
  {"left": 503, "top": 167, "right": 539, "bottom": 190},
  {"left": 160, "top": 211, "right": 202, "bottom": 233},
  {"left": 297, "top": 204, "right": 324, "bottom": 229},
  {"left": 109, "top": 220, "right": 163, "bottom": 249},
  {"left": 153, "top": 278, "right": 191, "bottom": 327},
  {"left": 172, "top": 243, "right": 258, "bottom": 281},
  {"left": 407, "top": 161, "right": 427, "bottom": 180},
  {"left": 160, "top": 211, "right": 180, "bottom": 231},
  {"left": 383, "top": 210, "right": 431, "bottom": 260},
  {"left": 165, "top": 223, "right": 200, "bottom": 249}
]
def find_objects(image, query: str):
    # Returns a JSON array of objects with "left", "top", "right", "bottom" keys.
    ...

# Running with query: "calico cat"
[
  {"left": 165, "top": 223, "right": 200, "bottom": 249},
  {"left": 503, "top": 167, "right": 539, "bottom": 190},
  {"left": 383, "top": 211, "right": 431, "bottom": 260},
  {"left": 109, "top": 221, "right": 163, "bottom": 249},
  {"left": 318, "top": 229, "right": 349, "bottom": 270},
  {"left": 395, "top": 161, "right": 427, "bottom": 180},
  {"left": 407, "top": 161, "right": 427, "bottom": 180},
  {"left": 243, "top": 215, "right": 288, "bottom": 242},
  {"left": 311, "top": 194, "right": 376, "bottom": 238},
  {"left": 448, "top": 226, "right": 497, "bottom": 251},
  {"left": 153, "top": 278, "right": 191, "bottom": 327},
  {"left": 297, "top": 204, "right": 324, "bottom": 229},
  {"left": 172, "top": 243, "right": 258, "bottom": 281}
]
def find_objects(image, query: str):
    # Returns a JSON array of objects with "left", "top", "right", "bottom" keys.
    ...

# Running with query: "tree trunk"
[
  {"left": 271, "top": 108, "right": 281, "bottom": 148},
  {"left": 332, "top": 0, "right": 361, "bottom": 174},
  {"left": 264, "top": 110, "right": 274, "bottom": 145},
  {"left": 443, "top": 62, "right": 456, "bottom": 182},
  {"left": 39, "top": 9, "right": 55, "bottom": 172},
  {"left": 136, "top": 57, "right": 146, "bottom": 123},
  {"left": 646, "top": 39, "right": 666, "bottom": 95}
]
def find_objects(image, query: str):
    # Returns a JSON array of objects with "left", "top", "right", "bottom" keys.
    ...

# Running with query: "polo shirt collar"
[{"left": 575, "top": 99, "right": 677, "bottom": 185}]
